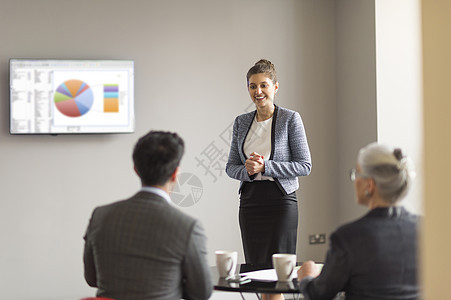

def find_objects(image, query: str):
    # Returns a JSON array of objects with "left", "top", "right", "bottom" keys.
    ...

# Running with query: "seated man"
[
  {"left": 298, "top": 143, "right": 421, "bottom": 300},
  {"left": 83, "top": 131, "right": 212, "bottom": 300}
]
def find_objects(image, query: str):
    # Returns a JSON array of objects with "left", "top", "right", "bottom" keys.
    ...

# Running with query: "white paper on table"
[
  {"left": 240, "top": 269, "right": 279, "bottom": 282},
  {"left": 240, "top": 264, "right": 323, "bottom": 282}
]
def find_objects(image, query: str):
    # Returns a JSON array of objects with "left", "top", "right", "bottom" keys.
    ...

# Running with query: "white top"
[{"left": 243, "top": 116, "right": 274, "bottom": 181}]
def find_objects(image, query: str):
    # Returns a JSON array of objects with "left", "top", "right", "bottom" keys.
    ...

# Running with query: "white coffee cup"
[
  {"left": 215, "top": 250, "right": 237, "bottom": 278},
  {"left": 272, "top": 253, "right": 296, "bottom": 281}
]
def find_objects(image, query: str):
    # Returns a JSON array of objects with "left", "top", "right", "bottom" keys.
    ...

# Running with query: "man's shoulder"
[
  {"left": 95, "top": 193, "right": 196, "bottom": 221},
  {"left": 93, "top": 197, "right": 130, "bottom": 212},
  {"left": 135, "top": 192, "right": 199, "bottom": 225},
  {"left": 98, "top": 191, "right": 167, "bottom": 207},
  {"left": 90, "top": 193, "right": 201, "bottom": 238}
]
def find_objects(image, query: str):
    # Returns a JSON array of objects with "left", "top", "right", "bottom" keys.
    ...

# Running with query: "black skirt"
[{"left": 239, "top": 181, "right": 298, "bottom": 264}]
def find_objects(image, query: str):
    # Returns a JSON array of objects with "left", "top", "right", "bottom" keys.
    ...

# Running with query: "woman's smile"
[{"left": 254, "top": 94, "right": 266, "bottom": 101}]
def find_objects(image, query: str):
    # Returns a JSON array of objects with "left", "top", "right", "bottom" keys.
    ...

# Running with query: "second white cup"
[
  {"left": 272, "top": 253, "right": 296, "bottom": 281},
  {"left": 215, "top": 250, "right": 237, "bottom": 278}
]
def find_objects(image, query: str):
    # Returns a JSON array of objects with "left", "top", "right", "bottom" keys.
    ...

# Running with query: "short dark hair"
[{"left": 132, "top": 131, "right": 184, "bottom": 186}]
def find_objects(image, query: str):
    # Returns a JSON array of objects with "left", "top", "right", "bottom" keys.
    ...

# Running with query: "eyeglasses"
[{"left": 349, "top": 168, "right": 362, "bottom": 182}]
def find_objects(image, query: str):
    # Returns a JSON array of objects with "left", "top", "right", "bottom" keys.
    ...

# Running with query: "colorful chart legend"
[
  {"left": 54, "top": 79, "right": 94, "bottom": 117},
  {"left": 104, "top": 84, "right": 119, "bottom": 113}
]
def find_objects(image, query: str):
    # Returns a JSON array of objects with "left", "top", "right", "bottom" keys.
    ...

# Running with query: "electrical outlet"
[{"left": 309, "top": 234, "right": 326, "bottom": 244}]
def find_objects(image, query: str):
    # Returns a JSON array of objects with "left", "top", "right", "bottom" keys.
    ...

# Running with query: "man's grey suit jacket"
[{"left": 84, "top": 191, "right": 212, "bottom": 300}]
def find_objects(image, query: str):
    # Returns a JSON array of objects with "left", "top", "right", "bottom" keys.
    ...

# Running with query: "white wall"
[
  {"left": 334, "top": 0, "right": 424, "bottom": 224},
  {"left": 0, "top": 1, "right": 339, "bottom": 299},
  {"left": 375, "top": 0, "right": 423, "bottom": 214}
]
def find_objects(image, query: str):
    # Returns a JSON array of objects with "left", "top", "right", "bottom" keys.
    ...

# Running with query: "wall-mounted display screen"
[{"left": 9, "top": 59, "right": 134, "bottom": 134}]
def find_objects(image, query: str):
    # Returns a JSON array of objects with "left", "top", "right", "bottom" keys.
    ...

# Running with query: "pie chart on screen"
[{"left": 54, "top": 79, "right": 94, "bottom": 117}]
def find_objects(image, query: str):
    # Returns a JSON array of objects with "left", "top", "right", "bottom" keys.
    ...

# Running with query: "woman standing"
[{"left": 226, "top": 59, "right": 312, "bottom": 265}]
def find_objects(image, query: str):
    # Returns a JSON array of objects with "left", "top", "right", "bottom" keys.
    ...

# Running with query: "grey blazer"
[
  {"left": 226, "top": 105, "right": 312, "bottom": 195},
  {"left": 300, "top": 207, "right": 421, "bottom": 300},
  {"left": 83, "top": 191, "right": 213, "bottom": 300}
]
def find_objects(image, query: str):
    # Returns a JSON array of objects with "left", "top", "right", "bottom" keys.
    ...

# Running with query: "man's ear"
[
  {"left": 134, "top": 165, "right": 139, "bottom": 176},
  {"left": 170, "top": 166, "right": 180, "bottom": 182}
]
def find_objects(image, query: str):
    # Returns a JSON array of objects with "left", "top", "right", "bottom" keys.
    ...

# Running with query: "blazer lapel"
[{"left": 239, "top": 111, "right": 257, "bottom": 160}]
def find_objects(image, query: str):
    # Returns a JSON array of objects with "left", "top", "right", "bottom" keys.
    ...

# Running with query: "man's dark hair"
[{"left": 132, "top": 131, "right": 184, "bottom": 186}]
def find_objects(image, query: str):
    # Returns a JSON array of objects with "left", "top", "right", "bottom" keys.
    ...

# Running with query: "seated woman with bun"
[{"left": 298, "top": 143, "right": 421, "bottom": 300}]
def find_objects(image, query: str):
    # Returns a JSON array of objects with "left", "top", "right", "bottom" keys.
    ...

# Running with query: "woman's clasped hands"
[{"left": 245, "top": 152, "right": 265, "bottom": 175}]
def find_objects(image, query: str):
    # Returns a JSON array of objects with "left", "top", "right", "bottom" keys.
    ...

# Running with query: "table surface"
[{"left": 212, "top": 263, "right": 302, "bottom": 294}]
